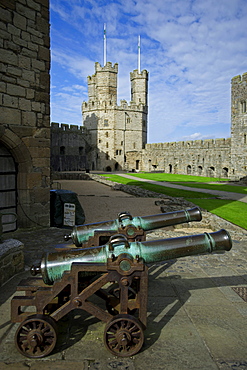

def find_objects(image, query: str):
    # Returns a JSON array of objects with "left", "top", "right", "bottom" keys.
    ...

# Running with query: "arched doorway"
[
  {"left": 187, "top": 165, "right": 192, "bottom": 174},
  {"left": 106, "top": 166, "right": 112, "bottom": 172},
  {"left": 0, "top": 144, "right": 17, "bottom": 232},
  {"left": 222, "top": 167, "right": 228, "bottom": 177}
]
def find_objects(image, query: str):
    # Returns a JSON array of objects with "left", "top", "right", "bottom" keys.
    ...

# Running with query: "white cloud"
[{"left": 50, "top": 0, "right": 247, "bottom": 143}]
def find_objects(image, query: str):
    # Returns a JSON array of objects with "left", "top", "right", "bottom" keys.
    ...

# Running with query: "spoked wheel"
[
  {"left": 106, "top": 283, "right": 137, "bottom": 315},
  {"left": 104, "top": 314, "right": 144, "bottom": 357},
  {"left": 15, "top": 314, "right": 57, "bottom": 358}
]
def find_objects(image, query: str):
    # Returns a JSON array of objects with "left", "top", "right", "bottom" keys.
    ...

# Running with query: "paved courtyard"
[{"left": 0, "top": 178, "right": 247, "bottom": 369}]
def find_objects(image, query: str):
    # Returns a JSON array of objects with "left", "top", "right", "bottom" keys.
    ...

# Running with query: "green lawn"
[
  {"left": 100, "top": 173, "right": 247, "bottom": 230},
  {"left": 125, "top": 172, "right": 247, "bottom": 194},
  {"left": 126, "top": 172, "right": 227, "bottom": 182}
]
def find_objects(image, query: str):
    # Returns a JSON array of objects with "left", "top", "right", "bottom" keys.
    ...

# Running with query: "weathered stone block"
[
  {"left": 19, "top": 97, "right": 32, "bottom": 110},
  {"left": 3, "top": 94, "right": 18, "bottom": 108},
  {"left": 0, "top": 106, "right": 21, "bottom": 125},
  {"left": 22, "top": 110, "right": 36, "bottom": 126},
  {"left": 0, "top": 7, "right": 12, "bottom": 23},
  {"left": 26, "top": 88, "right": 35, "bottom": 99},
  {"left": 32, "top": 58, "right": 45, "bottom": 70},
  {"left": 0, "top": 49, "right": 18, "bottom": 65},
  {"left": 7, "top": 82, "right": 25, "bottom": 97},
  {"left": 7, "top": 66, "right": 22, "bottom": 77},
  {"left": 38, "top": 45, "right": 50, "bottom": 61},
  {"left": 0, "top": 81, "right": 6, "bottom": 92},
  {"left": 18, "top": 54, "right": 31, "bottom": 69},
  {"left": 26, "top": 172, "right": 42, "bottom": 188},
  {"left": 16, "top": 3, "right": 36, "bottom": 21},
  {"left": 13, "top": 12, "right": 27, "bottom": 31},
  {"left": 27, "top": 0, "right": 41, "bottom": 11},
  {"left": 31, "top": 101, "right": 41, "bottom": 111}
]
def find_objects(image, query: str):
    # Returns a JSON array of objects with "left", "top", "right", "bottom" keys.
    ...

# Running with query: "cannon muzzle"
[
  {"left": 64, "top": 207, "right": 202, "bottom": 247},
  {"left": 36, "top": 229, "right": 231, "bottom": 285}
]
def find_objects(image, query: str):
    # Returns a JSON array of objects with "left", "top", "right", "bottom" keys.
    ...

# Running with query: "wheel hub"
[
  {"left": 116, "top": 329, "right": 131, "bottom": 346},
  {"left": 27, "top": 330, "right": 43, "bottom": 347}
]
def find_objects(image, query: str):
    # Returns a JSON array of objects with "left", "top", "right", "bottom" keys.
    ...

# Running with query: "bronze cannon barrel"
[
  {"left": 65, "top": 207, "right": 202, "bottom": 247},
  {"left": 35, "top": 229, "right": 231, "bottom": 285}
]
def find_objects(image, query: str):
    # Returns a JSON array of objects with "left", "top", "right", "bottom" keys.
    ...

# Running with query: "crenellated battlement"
[
  {"left": 145, "top": 138, "right": 231, "bottom": 151},
  {"left": 51, "top": 122, "right": 88, "bottom": 133},
  {"left": 130, "top": 69, "right": 149, "bottom": 80},
  {"left": 82, "top": 97, "right": 147, "bottom": 113},
  {"left": 231, "top": 72, "right": 247, "bottom": 84},
  {"left": 95, "top": 61, "right": 118, "bottom": 73}
]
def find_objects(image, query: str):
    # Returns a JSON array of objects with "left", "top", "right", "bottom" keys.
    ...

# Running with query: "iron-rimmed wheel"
[
  {"left": 104, "top": 314, "right": 144, "bottom": 357},
  {"left": 15, "top": 314, "right": 57, "bottom": 358}
]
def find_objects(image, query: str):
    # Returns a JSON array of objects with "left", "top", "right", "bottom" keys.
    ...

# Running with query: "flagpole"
[
  {"left": 138, "top": 35, "right": 141, "bottom": 74},
  {"left": 104, "top": 23, "right": 107, "bottom": 66}
]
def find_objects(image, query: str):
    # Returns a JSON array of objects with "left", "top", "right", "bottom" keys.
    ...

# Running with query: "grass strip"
[
  {"left": 100, "top": 174, "right": 247, "bottom": 230},
  {"left": 126, "top": 172, "right": 228, "bottom": 182},
  {"left": 122, "top": 172, "right": 247, "bottom": 194},
  {"left": 101, "top": 174, "right": 214, "bottom": 198},
  {"left": 187, "top": 198, "right": 247, "bottom": 230},
  {"left": 169, "top": 182, "right": 247, "bottom": 194}
]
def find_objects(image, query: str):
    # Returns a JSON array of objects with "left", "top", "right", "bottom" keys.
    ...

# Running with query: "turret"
[
  {"left": 130, "top": 69, "right": 148, "bottom": 106},
  {"left": 94, "top": 62, "right": 118, "bottom": 104}
]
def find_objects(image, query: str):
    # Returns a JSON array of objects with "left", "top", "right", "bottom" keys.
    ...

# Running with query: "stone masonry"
[
  {"left": 82, "top": 62, "right": 148, "bottom": 171},
  {"left": 50, "top": 122, "right": 91, "bottom": 172},
  {"left": 230, "top": 73, "right": 247, "bottom": 177},
  {"left": 52, "top": 66, "right": 246, "bottom": 179},
  {"left": 126, "top": 72, "right": 247, "bottom": 179},
  {"left": 0, "top": 0, "right": 50, "bottom": 228}
]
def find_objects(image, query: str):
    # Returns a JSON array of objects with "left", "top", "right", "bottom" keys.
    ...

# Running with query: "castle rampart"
[
  {"left": 50, "top": 122, "right": 91, "bottom": 172},
  {"left": 52, "top": 66, "right": 246, "bottom": 180},
  {"left": 126, "top": 137, "right": 231, "bottom": 178}
]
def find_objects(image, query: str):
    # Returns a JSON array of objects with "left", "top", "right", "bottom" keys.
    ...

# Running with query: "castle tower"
[
  {"left": 230, "top": 72, "right": 247, "bottom": 178},
  {"left": 130, "top": 69, "right": 148, "bottom": 106},
  {"left": 82, "top": 62, "right": 148, "bottom": 171}
]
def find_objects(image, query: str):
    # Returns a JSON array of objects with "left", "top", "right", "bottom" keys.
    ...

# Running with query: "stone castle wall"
[
  {"left": 126, "top": 73, "right": 247, "bottom": 179},
  {"left": 51, "top": 122, "right": 91, "bottom": 172},
  {"left": 230, "top": 73, "right": 247, "bottom": 178},
  {"left": 51, "top": 71, "right": 246, "bottom": 180},
  {"left": 126, "top": 138, "right": 231, "bottom": 178},
  {"left": 0, "top": 0, "right": 50, "bottom": 228}
]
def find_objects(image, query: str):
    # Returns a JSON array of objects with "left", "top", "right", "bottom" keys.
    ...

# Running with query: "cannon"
[
  {"left": 11, "top": 209, "right": 232, "bottom": 359},
  {"left": 64, "top": 207, "right": 202, "bottom": 247}
]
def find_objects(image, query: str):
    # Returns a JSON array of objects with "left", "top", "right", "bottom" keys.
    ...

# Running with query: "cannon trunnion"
[{"left": 11, "top": 208, "right": 232, "bottom": 358}]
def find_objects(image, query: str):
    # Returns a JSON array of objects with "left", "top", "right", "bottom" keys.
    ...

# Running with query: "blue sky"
[{"left": 50, "top": 0, "right": 247, "bottom": 143}]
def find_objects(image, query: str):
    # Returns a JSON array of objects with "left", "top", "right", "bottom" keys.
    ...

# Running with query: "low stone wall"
[
  {"left": 52, "top": 172, "right": 91, "bottom": 181},
  {"left": 89, "top": 174, "right": 247, "bottom": 241},
  {"left": 0, "top": 239, "right": 24, "bottom": 287}
]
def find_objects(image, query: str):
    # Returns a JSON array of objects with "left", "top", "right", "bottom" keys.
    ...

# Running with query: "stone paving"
[{"left": 0, "top": 179, "right": 247, "bottom": 369}]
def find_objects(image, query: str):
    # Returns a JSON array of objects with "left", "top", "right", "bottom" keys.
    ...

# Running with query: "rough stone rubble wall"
[
  {"left": 126, "top": 138, "right": 232, "bottom": 178},
  {"left": 0, "top": 0, "right": 50, "bottom": 228},
  {"left": 231, "top": 73, "right": 247, "bottom": 178}
]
